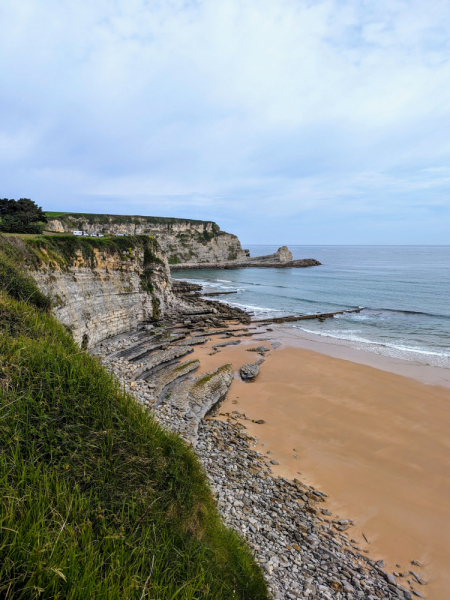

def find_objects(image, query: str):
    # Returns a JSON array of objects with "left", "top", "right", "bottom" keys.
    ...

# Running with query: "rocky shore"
[{"left": 92, "top": 318, "right": 425, "bottom": 600}]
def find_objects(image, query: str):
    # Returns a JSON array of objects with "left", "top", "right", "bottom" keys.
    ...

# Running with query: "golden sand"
[{"left": 190, "top": 332, "right": 450, "bottom": 599}]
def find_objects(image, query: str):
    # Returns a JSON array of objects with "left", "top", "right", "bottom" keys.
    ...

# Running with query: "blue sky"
[{"left": 1, "top": 0, "right": 449, "bottom": 244}]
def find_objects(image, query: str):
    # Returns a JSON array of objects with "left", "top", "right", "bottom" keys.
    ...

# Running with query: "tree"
[{"left": 0, "top": 198, "right": 47, "bottom": 233}]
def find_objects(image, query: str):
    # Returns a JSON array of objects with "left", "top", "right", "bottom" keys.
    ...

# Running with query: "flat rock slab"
[
  {"left": 133, "top": 346, "right": 193, "bottom": 380},
  {"left": 175, "top": 336, "right": 209, "bottom": 346},
  {"left": 246, "top": 345, "right": 270, "bottom": 353},
  {"left": 176, "top": 364, "right": 234, "bottom": 443},
  {"left": 112, "top": 339, "right": 170, "bottom": 361},
  {"left": 213, "top": 340, "right": 241, "bottom": 349},
  {"left": 240, "top": 359, "right": 264, "bottom": 381},
  {"left": 153, "top": 359, "right": 200, "bottom": 405}
]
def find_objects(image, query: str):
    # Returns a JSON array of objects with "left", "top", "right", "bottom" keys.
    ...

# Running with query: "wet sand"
[{"left": 190, "top": 332, "right": 450, "bottom": 599}]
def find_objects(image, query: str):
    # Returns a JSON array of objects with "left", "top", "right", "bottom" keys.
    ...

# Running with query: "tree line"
[{"left": 0, "top": 198, "right": 47, "bottom": 234}]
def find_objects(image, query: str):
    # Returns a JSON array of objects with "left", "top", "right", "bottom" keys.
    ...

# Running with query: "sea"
[{"left": 172, "top": 246, "right": 450, "bottom": 369}]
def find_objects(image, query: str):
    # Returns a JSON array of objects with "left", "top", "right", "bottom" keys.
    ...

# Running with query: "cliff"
[
  {"left": 3, "top": 233, "right": 248, "bottom": 349},
  {"left": 45, "top": 214, "right": 322, "bottom": 272},
  {"left": 45, "top": 212, "right": 247, "bottom": 266},
  {"left": 17, "top": 235, "right": 174, "bottom": 348}
]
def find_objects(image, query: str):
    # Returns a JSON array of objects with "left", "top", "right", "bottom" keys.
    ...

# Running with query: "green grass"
[
  {"left": 0, "top": 237, "right": 269, "bottom": 599},
  {"left": 1, "top": 233, "right": 41, "bottom": 240},
  {"left": 44, "top": 212, "right": 215, "bottom": 227},
  {"left": 23, "top": 235, "right": 160, "bottom": 270}
]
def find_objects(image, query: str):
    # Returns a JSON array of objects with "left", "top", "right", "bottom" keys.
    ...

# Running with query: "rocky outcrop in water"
[
  {"left": 247, "top": 245, "right": 293, "bottom": 264},
  {"left": 171, "top": 254, "right": 321, "bottom": 270}
]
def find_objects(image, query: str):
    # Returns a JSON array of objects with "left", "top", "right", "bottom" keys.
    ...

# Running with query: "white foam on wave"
[
  {"left": 292, "top": 326, "right": 450, "bottom": 367},
  {"left": 226, "top": 301, "right": 282, "bottom": 314},
  {"left": 174, "top": 277, "right": 237, "bottom": 291}
]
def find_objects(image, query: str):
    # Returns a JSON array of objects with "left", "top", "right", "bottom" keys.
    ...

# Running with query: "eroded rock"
[{"left": 240, "top": 358, "right": 264, "bottom": 381}]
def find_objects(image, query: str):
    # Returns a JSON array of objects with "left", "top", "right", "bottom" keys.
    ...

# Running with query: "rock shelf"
[
  {"left": 253, "top": 308, "right": 363, "bottom": 326},
  {"left": 93, "top": 326, "right": 420, "bottom": 600},
  {"left": 170, "top": 258, "right": 321, "bottom": 270}
]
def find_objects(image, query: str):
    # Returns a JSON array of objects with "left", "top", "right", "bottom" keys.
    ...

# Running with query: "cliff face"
[
  {"left": 26, "top": 236, "right": 175, "bottom": 348},
  {"left": 46, "top": 213, "right": 247, "bottom": 267},
  {"left": 19, "top": 234, "right": 248, "bottom": 349}
]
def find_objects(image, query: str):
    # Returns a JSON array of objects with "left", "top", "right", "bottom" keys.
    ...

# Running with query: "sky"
[{"left": 1, "top": 0, "right": 450, "bottom": 244}]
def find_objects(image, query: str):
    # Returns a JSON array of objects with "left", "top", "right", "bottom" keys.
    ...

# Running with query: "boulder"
[{"left": 240, "top": 359, "right": 264, "bottom": 381}]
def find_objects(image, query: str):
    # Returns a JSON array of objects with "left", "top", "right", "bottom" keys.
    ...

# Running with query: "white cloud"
[{"left": 0, "top": 0, "right": 449, "bottom": 241}]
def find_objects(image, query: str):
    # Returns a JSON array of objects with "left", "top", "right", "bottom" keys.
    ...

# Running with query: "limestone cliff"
[
  {"left": 23, "top": 235, "right": 176, "bottom": 348},
  {"left": 17, "top": 234, "right": 248, "bottom": 349},
  {"left": 46, "top": 213, "right": 247, "bottom": 266}
]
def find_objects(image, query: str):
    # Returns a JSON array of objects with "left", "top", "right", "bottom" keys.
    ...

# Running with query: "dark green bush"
[{"left": 0, "top": 215, "right": 44, "bottom": 234}]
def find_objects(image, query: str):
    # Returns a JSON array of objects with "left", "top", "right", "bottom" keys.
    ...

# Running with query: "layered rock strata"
[
  {"left": 98, "top": 329, "right": 235, "bottom": 443},
  {"left": 30, "top": 237, "right": 250, "bottom": 348},
  {"left": 31, "top": 241, "right": 171, "bottom": 348}
]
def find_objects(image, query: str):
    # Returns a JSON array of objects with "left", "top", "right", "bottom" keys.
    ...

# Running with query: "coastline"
[
  {"left": 271, "top": 323, "right": 450, "bottom": 389},
  {"left": 186, "top": 328, "right": 450, "bottom": 600},
  {"left": 94, "top": 321, "right": 424, "bottom": 600}
]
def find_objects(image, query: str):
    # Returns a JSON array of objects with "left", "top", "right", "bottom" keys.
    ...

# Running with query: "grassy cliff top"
[
  {"left": 0, "top": 235, "right": 268, "bottom": 599},
  {"left": 46, "top": 212, "right": 219, "bottom": 227},
  {"left": 1, "top": 234, "right": 162, "bottom": 270}
]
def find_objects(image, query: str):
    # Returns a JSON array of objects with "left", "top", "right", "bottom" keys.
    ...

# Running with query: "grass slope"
[{"left": 0, "top": 235, "right": 269, "bottom": 600}]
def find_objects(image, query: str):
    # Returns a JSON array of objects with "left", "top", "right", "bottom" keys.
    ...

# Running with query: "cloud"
[{"left": 0, "top": 0, "right": 449, "bottom": 242}]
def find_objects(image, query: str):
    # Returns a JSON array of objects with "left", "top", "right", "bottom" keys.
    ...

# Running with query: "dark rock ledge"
[
  {"left": 170, "top": 245, "right": 321, "bottom": 270},
  {"left": 170, "top": 258, "right": 321, "bottom": 270}
]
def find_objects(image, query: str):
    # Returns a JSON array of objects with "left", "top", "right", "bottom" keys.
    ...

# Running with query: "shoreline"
[
  {"left": 187, "top": 332, "right": 449, "bottom": 600},
  {"left": 92, "top": 316, "right": 448, "bottom": 600},
  {"left": 270, "top": 323, "right": 450, "bottom": 389}
]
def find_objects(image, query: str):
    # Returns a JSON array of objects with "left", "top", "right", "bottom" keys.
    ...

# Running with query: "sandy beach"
[{"left": 189, "top": 328, "right": 450, "bottom": 600}]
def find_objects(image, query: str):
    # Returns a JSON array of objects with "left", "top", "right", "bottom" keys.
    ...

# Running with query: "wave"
[
  {"left": 226, "top": 302, "right": 282, "bottom": 314},
  {"left": 364, "top": 307, "right": 450, "bottom": 320},
  {"left": 175, "top": 277, "right": 237, "bottom": 291},
  {"left": 293, "top": 326, "right": 450, "bottom": 359}
]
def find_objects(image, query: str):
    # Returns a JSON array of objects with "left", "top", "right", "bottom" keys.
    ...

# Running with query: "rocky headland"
[
  {"left": 170, "top": 246, "right": 321, "bottom": 270},
  {"left": 45, "top": 213, "right": 248, "bottom": 266},
  {"left": 45, "top": 213, "right": 321, "bottom": 270}
]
